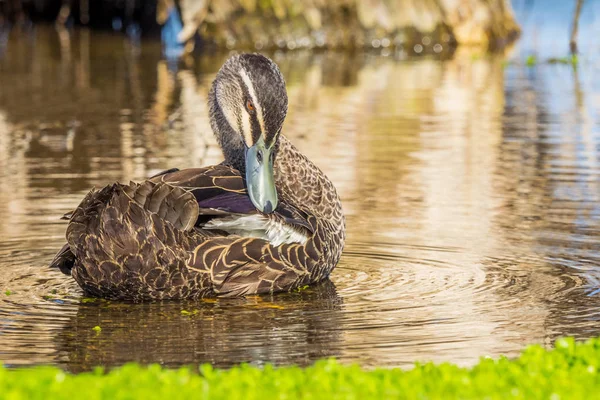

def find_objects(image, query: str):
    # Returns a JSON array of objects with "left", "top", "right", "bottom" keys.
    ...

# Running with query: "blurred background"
[
  {"left": 1, "top": 1, "right": 598, "bottom": 59},
  {"left": 1, "top": 0, "right": 600, "bottom": 373},
  {"left": 1, "top": 0, "right": 520, "bottom": 52}
]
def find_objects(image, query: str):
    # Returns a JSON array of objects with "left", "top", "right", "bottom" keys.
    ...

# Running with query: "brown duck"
[{"left": 50, "top": 53, "right": 345, "bottom": 300}]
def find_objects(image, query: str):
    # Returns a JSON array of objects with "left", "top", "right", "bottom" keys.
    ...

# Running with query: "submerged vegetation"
[{"left": 1, "top": 337, "right": 600, "bottom": 399}]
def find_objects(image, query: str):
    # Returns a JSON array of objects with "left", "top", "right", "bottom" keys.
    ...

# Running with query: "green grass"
[{"left": 1, "top": 337, "right": 600, "bottom": 399}]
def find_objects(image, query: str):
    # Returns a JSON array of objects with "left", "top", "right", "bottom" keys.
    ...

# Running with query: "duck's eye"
[{"left": 246, "top": 99, "right": 255, "bottom": 113}]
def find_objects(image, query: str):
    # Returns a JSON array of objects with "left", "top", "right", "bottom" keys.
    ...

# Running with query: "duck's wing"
[
  {"left": 151, "top": 165, "right": 314, "bottom": 234},
  {"left": 49, "top": 179, "right": 207, "bottom": 281},
  {"left": 150, "top": 165, "right": 254, "bottom": 215}
]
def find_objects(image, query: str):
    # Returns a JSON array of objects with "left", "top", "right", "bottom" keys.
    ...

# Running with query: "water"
[{"left": 1, "top": 26, "right": 600, "bottom": 372}]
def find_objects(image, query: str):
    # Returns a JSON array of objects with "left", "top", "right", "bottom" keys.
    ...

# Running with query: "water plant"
[
  {"left": 1, "top": 337, "right": 599, "bottom": 399},
  {"left": 548, "top": 55, "right": 579, "bottom": 65}
]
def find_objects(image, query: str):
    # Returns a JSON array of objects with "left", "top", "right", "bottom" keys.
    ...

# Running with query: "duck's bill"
[{"left": 245, "top": 138, "right": 278, "bottom": 214}]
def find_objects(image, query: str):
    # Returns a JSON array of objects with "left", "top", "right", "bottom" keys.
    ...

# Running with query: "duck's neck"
[{"left": 274, "top": 136, "right": 344, "bottom": 226}]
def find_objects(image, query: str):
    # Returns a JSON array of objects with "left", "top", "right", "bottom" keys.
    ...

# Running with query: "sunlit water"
[{"left": 1, "top": 27, "right": 600, "bottom": 372}]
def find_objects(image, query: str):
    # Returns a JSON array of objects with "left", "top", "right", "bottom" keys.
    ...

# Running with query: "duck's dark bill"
[{"left": 245, "top": 137, "right": 278, "bottom": 214}]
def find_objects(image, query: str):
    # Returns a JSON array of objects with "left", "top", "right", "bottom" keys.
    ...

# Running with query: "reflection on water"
[
  {"left": 55, "top": 281, "right": 342, "bottom": 372},
  {"left": 1, "top": 26, "right": 600, "bottom": 370}
]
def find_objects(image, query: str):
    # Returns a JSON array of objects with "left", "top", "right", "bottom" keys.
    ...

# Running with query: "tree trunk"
[{"left": 570, "top": 0, "right": 585, "bottom": 54}]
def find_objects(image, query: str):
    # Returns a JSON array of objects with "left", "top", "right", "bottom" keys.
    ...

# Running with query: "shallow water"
[{"left": 1, "top": 27, "right": 600, "bottom": 372}]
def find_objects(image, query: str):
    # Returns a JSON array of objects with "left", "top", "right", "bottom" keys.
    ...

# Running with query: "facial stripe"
[
  {"left": 239, "top": 68, "right": 266, "bottom": 139},
  {"left": 241, "top": 109, "right": 252, "bottom": 147},
  {"left": 216, "top": 82, "right": 241, "bottom": 136}
]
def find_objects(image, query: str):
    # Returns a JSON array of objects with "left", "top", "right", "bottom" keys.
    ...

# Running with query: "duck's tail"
[{"left": 49, "top": 243, "right": 75, "bottom": 275}]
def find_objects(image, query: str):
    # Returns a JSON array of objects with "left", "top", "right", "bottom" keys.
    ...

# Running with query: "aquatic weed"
[
  {"left": 525, "top": 55, "right": 537, "bottom": 67},
  {"left": 548, "top": 55, "right": 578, "bottom": 65},
  {"left": 81, "top": 297, "right": 97, "bottom": 303}
]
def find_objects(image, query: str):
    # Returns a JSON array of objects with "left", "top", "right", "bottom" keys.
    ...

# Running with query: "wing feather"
[{"left": 152, "top": 166, "right": 314, "bottom": 235}]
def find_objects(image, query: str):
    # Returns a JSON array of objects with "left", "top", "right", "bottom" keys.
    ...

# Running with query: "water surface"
[{"left": 1, "top": 27, "right": 600, "bottom": 372}]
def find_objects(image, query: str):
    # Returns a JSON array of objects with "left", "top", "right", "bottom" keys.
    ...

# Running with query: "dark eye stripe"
[{"left": 249, "top": 111, "right": 261, "bottom": 144}]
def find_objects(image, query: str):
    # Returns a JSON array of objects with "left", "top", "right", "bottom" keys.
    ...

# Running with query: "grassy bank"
[{"left": 1, "top": 337, "right": 599, "bottom": 399}]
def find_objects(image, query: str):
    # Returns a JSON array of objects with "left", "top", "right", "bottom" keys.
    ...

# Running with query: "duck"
[{"left": 50, "top": 53, "right": 346, "bottom": 301}]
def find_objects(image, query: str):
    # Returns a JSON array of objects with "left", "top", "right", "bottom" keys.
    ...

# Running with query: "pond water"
[{"left": 1, "top": 27, "right": 600, "bottom": 372}]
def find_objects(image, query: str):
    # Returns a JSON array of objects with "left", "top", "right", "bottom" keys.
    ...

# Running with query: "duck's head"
[{"left": 208, "top": 53, "right": 288, "bottom": 214}]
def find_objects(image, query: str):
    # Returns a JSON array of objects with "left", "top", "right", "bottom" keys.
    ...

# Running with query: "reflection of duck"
[
  {"left": 54, "top": 280, "right": 343, "bottom": 372},
  {"left": 50, "top": 54, "right": 346, "bottom": 300}
]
